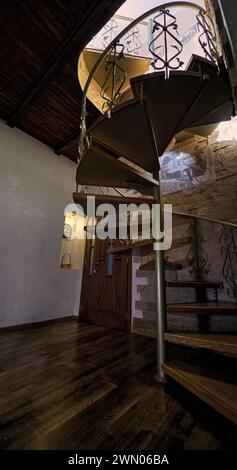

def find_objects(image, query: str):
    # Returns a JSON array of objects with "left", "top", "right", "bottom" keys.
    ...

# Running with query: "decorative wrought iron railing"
[
  {"left": 86, "top": 14, "right": 149, "bottom": 57},
  {"left": 78, "top": 1, "right": 221, "bottom": 161},
  {"left": 169, "top": 210, "right": 237, "bottom": 300},
  {"left": 150, "top": 210, "right": 236, "bottom": 298},
  {"left": 115, "top": 208, "right": 237, "bottom": 301},
  {"left": 219, "top": 225, "right": 237, "bottom": 300}
]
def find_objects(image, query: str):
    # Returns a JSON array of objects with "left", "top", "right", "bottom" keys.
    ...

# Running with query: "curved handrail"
[
  {"left": 81, "top": 2, "right": 207, "bottom": 103},
  {"left": 78, "top": 1, "right": 218, "bottom": 159},
  {"left": 114, "top": 191, "right": 237, "bottom": 229},
  {"left": 171, "top": 210, "right": 237, "bottom": 229}
]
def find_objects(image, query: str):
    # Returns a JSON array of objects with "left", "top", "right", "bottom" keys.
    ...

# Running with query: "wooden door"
[{"left": 80, "top": 236, "right": 131, "bottom": 330}]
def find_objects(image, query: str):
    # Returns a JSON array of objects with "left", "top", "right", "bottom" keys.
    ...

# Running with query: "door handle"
[{"left": 93, "top": 262, "right": 100, "bottom": 274}]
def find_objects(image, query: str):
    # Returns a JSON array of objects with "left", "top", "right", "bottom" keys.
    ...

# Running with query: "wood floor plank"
[{"left": 0, "top": 320, "right": 237, "bottom": 450}]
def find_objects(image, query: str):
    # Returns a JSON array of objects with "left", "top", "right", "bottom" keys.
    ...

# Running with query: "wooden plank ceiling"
[{"left": 0, "top": 0, "right": 125, "bottom": 162}]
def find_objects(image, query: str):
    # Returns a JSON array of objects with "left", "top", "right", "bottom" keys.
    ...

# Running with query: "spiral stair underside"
[
  {"left": 77, "top": 56, "right": 233, "bottom": 193},
  {"left": 76, "top": 144, "right": 159, "bottom": 194}
]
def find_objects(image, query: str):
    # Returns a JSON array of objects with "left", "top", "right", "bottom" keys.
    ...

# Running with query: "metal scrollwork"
[
  {"left": 186, "top": 218, "right": 209, "bottom": 281},
  {"left": 77, "top": 3, "right": 221, "bottom": 165},
  {"left": 100, "top": 42, "right": 127, "bottom": 114},
  {"left": 78, "top": 98, "right": 89, "bottom": 162},
  {"left": 219, "top": 225, "right": 237, "bottom": 300},
  {"left": 149, "top": 8, "right": 184, "bottom": 78},
  {"left": 102, "top": 19, "right": 119, "bottom": 48},
  {"left": 196, "top": 10, "right": 219, "bottom": 64},
  {"left": 124, "top": 26, "right": 142, "bottom": 55}
]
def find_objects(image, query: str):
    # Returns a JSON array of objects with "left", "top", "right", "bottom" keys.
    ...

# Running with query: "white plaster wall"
[
  {"left": 0, "top": 120, "right": 85, "bottom": 327},
  {"left": 117, "top": 0, "right": 204, "bottom": 18}
]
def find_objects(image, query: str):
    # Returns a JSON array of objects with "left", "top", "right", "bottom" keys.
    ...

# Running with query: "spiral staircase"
[{"left": 74, "top": 3, "right": 237, "bottom": 426}]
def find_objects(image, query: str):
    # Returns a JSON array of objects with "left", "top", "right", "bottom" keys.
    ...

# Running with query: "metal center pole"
[{"left": 153, "top": 170, "right": 167, "bottom": 383}]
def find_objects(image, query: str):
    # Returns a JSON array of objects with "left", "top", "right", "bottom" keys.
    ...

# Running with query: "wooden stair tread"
[
  {"left": 136, "top": 259, "right": 183, "bottom": 276},
  {"left": 89, "top": 99, "right": 159, "bottom": 173},
  {"left": 166, "top": 281, "right": 221, "bottom": 288},
  {"left": 186, "top": 122, "right": 218, "bottom": 137},
  {"left": 179, "top": 70, "right": 232, "bottom": 130},
  {"left": 137, "top": 259, "right": 156, "bottom": 273},
  {"left": 186, "top": 54, "right": 218, "bottom": 75},
  {"left": 132, "top": 71, "right": 205, "bottom": 156},
  {"left": 189, "top": 100, "right": 233, "bottom": 128},
  {"left": 167, "top": 302, "right": 237, "bottom": 314},
  {"left": 110, "top": 239, "right": 152, "bottom": 254},
  {"left": 135, "top": 301, "right": 237, "bottom": 314},
  {"left": 137, "top": 259, "right": 187, "bottom": 276},
  {"left": 165, "top": 333, "right": 237, "bottom": 356},
  {"left": 73, "top": 193, "right": 155, "bottom": 213},
  {"left": 76, "top": 144, "right": 158, "bottom": 195},
  {"left": 170, "top": 236, "right": 191, "bottom": 249},
  {"left": 163, "top": 360, "right": 237, "bottom": 425},
  {"left": 111, "top": 239, "right": 190, "bottom": 256}
]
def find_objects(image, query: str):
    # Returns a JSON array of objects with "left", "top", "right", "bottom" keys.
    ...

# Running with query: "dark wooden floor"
[{"left": 0, "top": 320, "right": 236, "bottom": 450}]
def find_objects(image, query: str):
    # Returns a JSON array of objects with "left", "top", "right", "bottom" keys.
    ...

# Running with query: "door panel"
[{"left": 80, "top": 237, "right": 129, "bottom": 330}]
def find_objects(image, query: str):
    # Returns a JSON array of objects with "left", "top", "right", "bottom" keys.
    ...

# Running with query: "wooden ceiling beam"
[
  {"left": 7, "top": 0, "right": 125, "bottom": 128},
  {"left": 55, "top": 130, "right": 80, "bottom": 155}
]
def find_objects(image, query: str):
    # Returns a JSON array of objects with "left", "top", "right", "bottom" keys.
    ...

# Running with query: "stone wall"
[{"left": 132, "top": 123, "right": 237, "bottom": 336}]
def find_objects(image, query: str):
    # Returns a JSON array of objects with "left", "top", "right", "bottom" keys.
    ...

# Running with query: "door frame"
[{"left": 79, "top": 238, "right": 132, "bottom": 332}]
